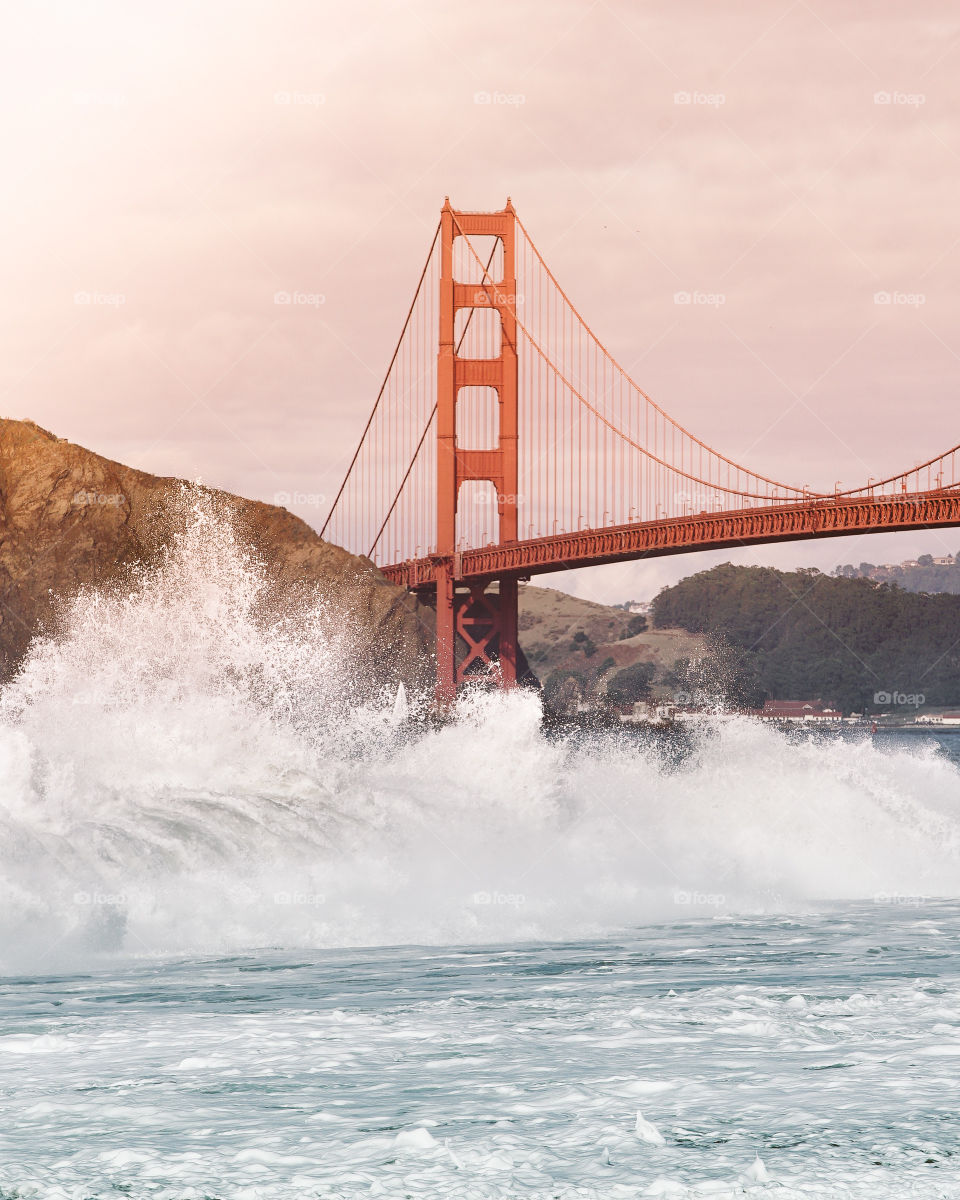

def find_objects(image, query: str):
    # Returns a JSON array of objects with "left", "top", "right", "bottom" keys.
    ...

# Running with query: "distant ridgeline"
[
  {"left": 834, "top": 552, "right": 960, "bottom": 595},
  {"left": 652, "top": 564, "right": 960, "bottom": 714}
]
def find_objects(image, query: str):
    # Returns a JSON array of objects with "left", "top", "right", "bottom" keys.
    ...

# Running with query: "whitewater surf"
[{"left": 0, "top": 498, "right": 958, "bottom": 967}]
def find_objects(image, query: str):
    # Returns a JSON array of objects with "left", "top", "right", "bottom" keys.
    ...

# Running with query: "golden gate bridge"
[{"left": 322, "top": 200, "right": 960, "bottom": 703}]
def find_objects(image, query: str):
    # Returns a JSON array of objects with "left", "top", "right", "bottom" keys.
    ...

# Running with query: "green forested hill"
[{"left": 652, "top": 564, "right": 960, "bottom": 713}]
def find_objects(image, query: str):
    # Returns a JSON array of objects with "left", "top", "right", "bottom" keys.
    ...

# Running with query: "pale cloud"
[{"left": 2, "top": 0, "right": 959, "bottom": 600}]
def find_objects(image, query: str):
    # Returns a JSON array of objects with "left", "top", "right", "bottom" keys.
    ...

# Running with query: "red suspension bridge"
[{"left": 322, "top": 200, "right": 960, "bottom": 703}]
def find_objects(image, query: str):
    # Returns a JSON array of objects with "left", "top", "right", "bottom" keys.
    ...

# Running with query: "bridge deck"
[{"left": 380, "top": 491, "right": 960, "bottom": 590}]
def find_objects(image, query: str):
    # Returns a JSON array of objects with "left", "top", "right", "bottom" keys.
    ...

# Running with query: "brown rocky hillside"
[
  {"left": 518, "top": 583, "right": 705, "bottom": 696},
  {"left": 0, "top": 419, "right": 433, "bottom": 691}
]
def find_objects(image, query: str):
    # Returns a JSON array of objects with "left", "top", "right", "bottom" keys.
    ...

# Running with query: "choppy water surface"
[
  {"left": 2, "top": 498, "right": 960, "bottom": 1197},
  {"left": 4, "top": 912, "right": 960, "bottom": 1199}
]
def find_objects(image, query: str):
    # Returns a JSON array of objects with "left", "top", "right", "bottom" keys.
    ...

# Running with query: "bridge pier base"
[
  {"left": 435, "top": 564, "right": 458, "bottom": 706},
  {"left": 434, "top": 570, "right": 519, "bottom": 705}
]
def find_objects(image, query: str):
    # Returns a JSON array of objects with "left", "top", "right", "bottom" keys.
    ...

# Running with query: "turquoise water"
[
  {"left": 3, "top": 908, "right": 960, "bottom": 1198},
  {"left": 876, "top": 729, "right": 960, "bottom": 763}
]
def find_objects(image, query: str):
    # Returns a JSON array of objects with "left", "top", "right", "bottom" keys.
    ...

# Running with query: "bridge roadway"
[{"left": 380, "top": 489, "right": 960, "bottom": 590}]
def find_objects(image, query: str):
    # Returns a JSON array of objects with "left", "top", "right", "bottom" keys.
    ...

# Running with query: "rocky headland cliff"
[{"left": 0, "top": 419, "right": 433, "bottom": 691}]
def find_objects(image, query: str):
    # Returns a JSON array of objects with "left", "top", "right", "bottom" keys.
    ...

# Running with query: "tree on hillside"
[
  {"left": 543, "top": 669, "right": 586, "bottom": 714},
  {"left": 569, "top": 629, "right": 597, "bottom": 657},
  {"left": 605, "top": 662, "right": 655, "bottom": 707},
  {"left": 663, "top": 639, "right": 765, "bottom": 709},
  {"left": 918, "top": 554, "right": 934, "bottom": 567}
]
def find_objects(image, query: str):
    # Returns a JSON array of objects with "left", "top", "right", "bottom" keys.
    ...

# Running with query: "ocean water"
[{"left": 1, "top": 497, "right": 960, "bottom": 1198}]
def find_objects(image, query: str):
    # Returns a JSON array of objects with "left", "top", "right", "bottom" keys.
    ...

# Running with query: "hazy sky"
[{"left": 3, "top": 0, "right": 960, "bottom": 603}]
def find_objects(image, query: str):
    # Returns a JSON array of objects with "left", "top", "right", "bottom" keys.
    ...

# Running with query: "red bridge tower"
[{"left": 435, "top": 199, "right": 520, "bottom": 704}]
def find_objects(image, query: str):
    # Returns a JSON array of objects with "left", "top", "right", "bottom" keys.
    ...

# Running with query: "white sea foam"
[
  {"left": 3, "top": 925, "right": 960, "bottom": 1199},
  {"left": 0, "top": 493, "right": 959, "bottom": 969}
]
